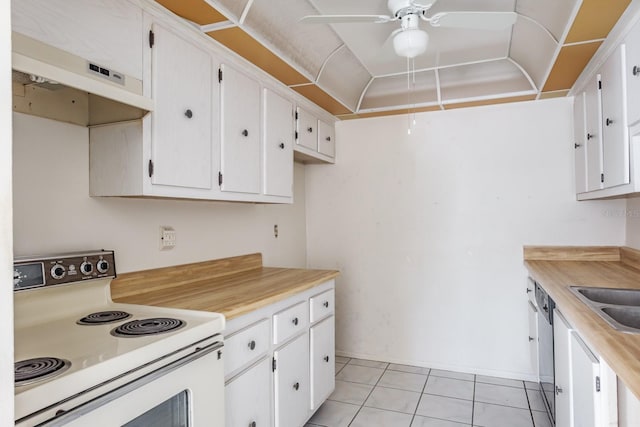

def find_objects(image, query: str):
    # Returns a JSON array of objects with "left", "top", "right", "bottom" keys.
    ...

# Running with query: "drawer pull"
[
  {"left": 323, "top": 301, "right": 329, "bottom": 308},
  {"left": 307, "top": 127, "right": 313, "bottom": 133},
  {"left": 293, "top": 382, "right": 300, "bottom": 391},
  {"left": 248, "top": 340, "right": 256, "bottom": 350},
  {"left": 292, "top": 317, "right": 299, "bottom": 326},
  {"left": 184, "top": 109, "right": 193, "bottom": 119},
  {"left": 324, "top": 355, "right": 330, "bottom": 363}
]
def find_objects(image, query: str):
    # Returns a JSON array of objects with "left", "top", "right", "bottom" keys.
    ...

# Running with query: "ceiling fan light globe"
[{"left": 393, "top": 29, "right": 428, "bottom": 58}]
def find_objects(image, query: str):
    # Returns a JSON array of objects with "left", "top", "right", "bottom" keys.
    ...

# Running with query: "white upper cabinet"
[
  {"left": 12, "top": 0, "right": 143, "bottom": 80},
  {"left": 600, "top": 44, "right": 630, "bottom": 189},
  {"left": 318, "top": 120, "right": 336, "bottom": 158},
  {"left": 295, "top": 107, "right": 336, "bottom": 163},
  {"left": 263, "top": 89, "right": 294, "bottom": 198},
  {"left": 585, "top": 76, "right": 604, "bottom": 192},
  {"left": 220, "top": 64, "right": 262, "bottom": 195},
  {"left": 296, "top": 107, "right": 318, "bottom": 151},
  {"left": 151, "top": 23, "right": 213, "bottom": 190},
  {"left": 625, "top": 18, "right": 640, "bottom": 126}
]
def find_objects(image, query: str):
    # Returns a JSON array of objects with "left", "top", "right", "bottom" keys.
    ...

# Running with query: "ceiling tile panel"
[
  {"left": 509, "top": 15, "right": 558, "bottom": 89},
  {"left": 360, "top": 71, "right": 438, "bottom": 110},
  {"left": 565, "top": 0, "right": 631, "bottom": 43},
  {"left": 542, "top": 41, "right": 602, "bottom": 91},
  {"left": 316, "top": 47, "right": 371, "bottom": 111},
  {"left": 155, "top": 0, "right": 228, "bottom": 25},
  {"left": 242, "top": 0, "right": 344, "bottom": 79},
  {"left": 516, "top": 0, "right": 581, "bottom": 42},
  {"left": 439, "top": 59, "right": 534, "bottom": 101}
]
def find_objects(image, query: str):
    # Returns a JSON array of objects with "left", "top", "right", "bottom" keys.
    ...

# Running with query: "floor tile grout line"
[
  {"left": 409, "top": 368, "right": 432, "bottom": 426},
  {"left": 471, "top": 374, "right": 477, "bottom": 426},
  {"left": 346, "top": 362, "right": 390, "bottom": 427}
]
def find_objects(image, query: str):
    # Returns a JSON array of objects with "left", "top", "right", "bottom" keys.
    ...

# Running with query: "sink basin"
[
  {"left": 569, "top": 286, "right": 640, "bottom": 334},
  {"left": 575, "top": 287, "right": 640, "bottom": 306}
]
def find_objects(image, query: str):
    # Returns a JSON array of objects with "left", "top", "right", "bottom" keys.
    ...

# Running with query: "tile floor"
[{"left": 306, "top": 357, "right": 552, "bottom": 427}]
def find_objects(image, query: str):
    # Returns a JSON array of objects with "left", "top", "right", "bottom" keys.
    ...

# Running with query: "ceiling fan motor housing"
[{"left": 388, "top": 0, "right": 435, "bottom": 17}]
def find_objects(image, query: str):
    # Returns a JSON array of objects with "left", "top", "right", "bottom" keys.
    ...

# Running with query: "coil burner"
[
  {"left": 15, "top": 357, "right": 71, "bottom": 386},
  {"left": 111, "top": 318, "right": 185, "bottom": 338},
  {"left": 77, "top": 310, "right": 132, "bottom": 325}
]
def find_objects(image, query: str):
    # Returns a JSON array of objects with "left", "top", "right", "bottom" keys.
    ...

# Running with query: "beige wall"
[
  {"left": 12, "top": 112, "right": 307, "bottom": 273},
  {"left": 1, "top": 0, "right": 14, "bottom": 421},
  {"left": 626, "top": 196, "right": 640, "bottom": 249},
  {"left": 305, "top": 97, "right": 627, "bottom": 379}
]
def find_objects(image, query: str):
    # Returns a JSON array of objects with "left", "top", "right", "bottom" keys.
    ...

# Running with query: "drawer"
[
  {"left": 273, "top": 301, "right": 308, "bottom": 345},
  {"left": 224, "top": 318, "right": 270, "bottom": 378},
  {"left": 310, "top": 289, "right": 335, "bottom": 323},
  {"left": 225, "top": 357, "right": 272, "bottom": 427}
]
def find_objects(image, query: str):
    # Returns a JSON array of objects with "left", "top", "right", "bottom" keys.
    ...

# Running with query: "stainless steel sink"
[{"left": 569, "top": 286, "right": 640, "bottom": 334}]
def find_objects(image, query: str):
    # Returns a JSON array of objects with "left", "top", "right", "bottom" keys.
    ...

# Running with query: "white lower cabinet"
[
  {"left": 223, "top": 280, "right": 335, "bottom": 427},
  {"left": 553, "top": 308, "right": 618, "bottom": 427},
  {"left": 310, "top": 315, "right": 335, "bottom": 410},
  {"left": 226, "top": 358, "right": 272, "bottom": 427},
  {"left": 274, "top": 333, "right": 310, "bottom": 427}
]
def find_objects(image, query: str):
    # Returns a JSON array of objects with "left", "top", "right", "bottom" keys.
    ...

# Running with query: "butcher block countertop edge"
[
  {"left": 524, "top": 245, "right": 640, "bottom": 400},
  {"left": 111, "top": 253, "right": 340, "bottom": 320}
]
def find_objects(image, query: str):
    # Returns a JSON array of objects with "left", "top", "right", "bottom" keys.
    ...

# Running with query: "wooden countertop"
[
  {"left": 524, "top": 246, "right": 640, "bottom": 400},
  {"left": 110, "top": 253, "right": 339, "bottom": 320}
]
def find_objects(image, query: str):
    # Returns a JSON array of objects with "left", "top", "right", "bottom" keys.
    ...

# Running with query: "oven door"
[{"left": 40, "top": 340, "right": 224, "bottom": 427}]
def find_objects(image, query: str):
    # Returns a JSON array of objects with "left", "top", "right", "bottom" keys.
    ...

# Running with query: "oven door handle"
[{"left": 40, "top": 340, "right": 224, "bottom": 426}]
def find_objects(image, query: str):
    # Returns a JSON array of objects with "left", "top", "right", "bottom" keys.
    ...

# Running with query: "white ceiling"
[{"left": 209, "top": 0, "right": 586, "bottom": 113}]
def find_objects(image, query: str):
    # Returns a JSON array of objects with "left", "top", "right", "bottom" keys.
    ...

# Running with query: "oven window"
[{"left": 122, "top": 390, "right": 189, "bottom": 427}]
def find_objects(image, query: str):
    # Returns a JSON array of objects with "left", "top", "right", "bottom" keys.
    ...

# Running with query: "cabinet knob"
[
  {"left": 292, "top": 317, "right": 299, "bottom": 326},
  {"left": 634, "top": 65, "right": 640, "bottom": 76},
  {"left": 528, "top": 336, "right": 534, "bottom": 342},
  {"left": 248, "top": 340, "right": 256, "bottom": 350},
  {"left": 324, "top": 355, "right": 330, "bottom": 363},
  {"left": 323, "top": 301, "right": 329, "bottom": 308},
  {"left": 279, "top": 142, "right": 285, "bottom": 149},
  {"left": 574, "top": 143, "right": 582, "bottom": 149},
  {"left": 242, "top": 129, "right": 249, "bottom": 137},
  {"left": 307, "top": 127, "right": 313, "bottom": 133},
  {"left": 587, "top": 133, "right": 594, "bottom": 140},
  {"left": 526, "top": 288, "right": 532, "bottom": 293},
  {"left": 555, "top": 385, "right": 563, "bottom": 395},
  {"left": 606, "top": 118, "right": 614, "bottom": 127},
  {"left": 325, "top": 136, "right": 331, "bottom": 142},
  {"left": 184, "top": 109, "right": 193, "bottom": 119},
  {"left": 249, "top": 422, "right": 256, "bottom": 427},
  {"left": 293, "top": 382, "right": 300, "bottom": 391}
]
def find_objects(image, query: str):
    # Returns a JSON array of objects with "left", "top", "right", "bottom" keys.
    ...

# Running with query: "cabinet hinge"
[
  {"left": 272, "top": 357, "right": 277, "bottom": 372},
  {"left": 148, "top": 159, "right": 154, "bottom": 178},
  {"left": 218, "top": 171, "right": 223, "bottom": 186},
  {"left": 598, "top": 80, "right": 602, "bottom": 90},
  {"left": 148, "top": 30, "right": 155, "bottom": 48},
  {"left": 295, "top": 131, "right": 298, "bottom": 140},
  {"left": 595, "top": 376, "right": 601, "bottom": 392},
  {"left": 601, "top": 173, "right": 605, "bottom": 183},
  {"left": 218, "top": 68, "right": 223, "bottom": 83},
  {"left": 295, "top": 111, "right": 298, "bottom": 120},
  {"left": 217, "top": 349, "right": 222, "bottom": 360}
]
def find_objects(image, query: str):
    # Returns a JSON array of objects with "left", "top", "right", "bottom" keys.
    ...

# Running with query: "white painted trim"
[
  {"left": 374, "top": 56, "right": 510, "bottom": 78},
  {"left": 199, "top": 21, "right": 236, "bottom": 33},
  {"left": 316, "top": 44, "right": 345, "bottom": 82},
  {"left": 355, "top": 76, "right": 375, "bottom": 112},
  {"left": 564, "top": 39, "right": 606, "bottom": 47},
  {"left": 238, "top": 0, "right": 253, "bottom": 25},
  {"left": 507, "top": 57, "right": 538, "bottom": 91},
  {"left": 517, "top": 12, "right": 561, "bottom": 44}
]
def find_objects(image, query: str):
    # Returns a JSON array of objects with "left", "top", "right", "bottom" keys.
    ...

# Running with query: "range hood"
[{"left": 12, "top": 32, "right": 153, "bottom": 126}]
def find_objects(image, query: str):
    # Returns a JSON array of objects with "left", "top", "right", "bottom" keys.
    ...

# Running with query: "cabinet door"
[
  {"left": 263, "top": 89, "right": 293, "bottom": 198},
  {"left": 151, "top": 23, "right": 212, "bottom": 190},
  {"left": 317, "top": 120, "right": 336, "bottom": 158},
  {"left": 574, "top": 92, "right": 588, "bottom": 194},
  {"left": 226, "top": 358, "right": 272, "bottom": 427},
  {"left": 570, "top": 332, "right": 600, "bottom": 427},
  {"left": 274, "top": 333, "right": 310, "bottom": 427},
  {"left": 601, "top": 44, "right": 630, "bottom": 188},
  {"left": 12, "top": 0, "right": 143, "bottom": 79},
  {"left": 585, "top": 75, "right": 604, "bottom": 191},
  {"left": 220, "top": 64, "right": 261, "bottom": 194},
  {"left": 296, "top": 108, "right": 317, "bottom": 150},
  {"left": 527, "top": 301, "right": 539, "bottom": 375},
  {"left": 626, "top": 20, "right": 640, "bottom": 125},
  {"left": 554, "top": 310, "right": 573, "bottom": 427},
  {"left": 310, "top": 316, "right": 335, "bottom": 410}
]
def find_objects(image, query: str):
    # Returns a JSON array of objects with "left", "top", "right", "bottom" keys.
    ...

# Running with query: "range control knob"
[
  {"left": 80, "top": 261, "right": 93, "bottom": 275},
  {"left": 51, "top": 264, "right": 66, "bottom": 280},
  {"left": 96, "top": 259, "right": 109, "bottom": 274}
]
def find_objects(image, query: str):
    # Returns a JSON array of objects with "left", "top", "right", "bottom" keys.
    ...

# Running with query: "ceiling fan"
[{"left": 301, "top": 0, "right": 517, "bottom": 58}]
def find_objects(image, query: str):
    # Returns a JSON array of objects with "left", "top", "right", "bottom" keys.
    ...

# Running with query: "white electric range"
[{"left": 13, "top": 250, "right": 225, "bottom": 426}]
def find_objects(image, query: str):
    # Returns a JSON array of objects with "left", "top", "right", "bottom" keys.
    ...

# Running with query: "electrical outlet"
[{"left": 160, "top": 226, "right": 176, "bottom": 250}]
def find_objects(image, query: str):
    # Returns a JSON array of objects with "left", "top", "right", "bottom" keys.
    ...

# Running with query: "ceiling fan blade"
[
  {"left": 428, "top": 11, "right": 517, "bottom": 30},
  {"left": 300, "top": 14, "right": 393, "bottom": 24}
]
